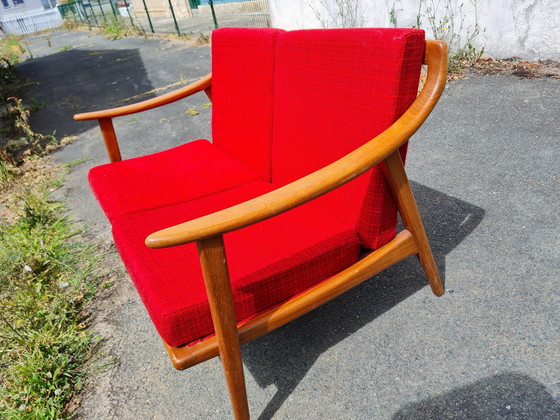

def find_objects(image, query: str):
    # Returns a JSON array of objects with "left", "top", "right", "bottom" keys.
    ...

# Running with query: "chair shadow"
[
  {"left": 241, "top": 182, "right": 485, "bottom": 420},
  {"left": 393, "top": 372, "right": 560, "bottom": 419},
  {"left": 16, "top": 48, "right": 154, "bottom": 137}
]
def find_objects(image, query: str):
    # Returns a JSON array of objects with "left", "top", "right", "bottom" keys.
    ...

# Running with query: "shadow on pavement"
[
  {"left": 393, "top": 372, "right": 560, "bottom": 419},
  {"left": 242, "top": 182, "right": 485, "bottom": 420},
  {"left": 16, "top": 48, "right": 155, "bottom": 137}
]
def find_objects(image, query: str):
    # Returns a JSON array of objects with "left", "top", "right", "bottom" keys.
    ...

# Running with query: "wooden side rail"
[
  {"left": 73, "top": 74, "right": 212, "bottom": 162},
  {"left": 166, "top": 229, "right": 419, "bottom": 370},
  {"left": 145, "top": 41, "right": 448, "bottom": 249}
]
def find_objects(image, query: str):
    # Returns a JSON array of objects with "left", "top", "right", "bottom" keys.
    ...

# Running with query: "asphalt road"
[{"left": 17, "top": 30, "right": 560, "bottom": 419}]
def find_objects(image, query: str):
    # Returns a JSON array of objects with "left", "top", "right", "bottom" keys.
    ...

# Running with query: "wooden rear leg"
[{"left": 382, "top": 150, "right": 444, "bottom": 296}]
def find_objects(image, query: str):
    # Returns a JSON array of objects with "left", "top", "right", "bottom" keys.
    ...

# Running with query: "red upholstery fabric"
[
  {"left": 111, "top": 181, "right": 360, "bottom": 347},
  {"left": 88, "top": 139, "right": 260, "bottom": 221},
  {"left": 272, "top": 29, "right": 425, "bottom": 249},
  {"left": 211, "top": 27, "right": 284, "bottom": 181},
  {"left": 88, "top": 28, "right": 427, "bottom": 349}
]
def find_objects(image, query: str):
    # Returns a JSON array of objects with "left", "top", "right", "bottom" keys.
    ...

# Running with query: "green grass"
[
  {"left": 100, "top": 17, "right": 144, "bottom": 40},
  {"left": 0, "top": 41, "right": 103, "bottom": 414},
  {"left": 0, "top": 162, "right": 104, "bottom": 419},
  {"left": 0, "top": 34, "right": 24, "bottom": 67}
]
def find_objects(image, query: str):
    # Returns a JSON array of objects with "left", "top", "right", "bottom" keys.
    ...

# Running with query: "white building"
[{"left": 1, "top": 0, "right": 61, "bottom": 35}]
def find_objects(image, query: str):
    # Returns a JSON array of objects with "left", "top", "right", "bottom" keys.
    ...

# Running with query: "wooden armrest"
[
  {"left": 73, "top": 73, "right": 212, "bottom": 121},
  {"left": 145, "top": 41, "right": 447, "bottom": 249}
]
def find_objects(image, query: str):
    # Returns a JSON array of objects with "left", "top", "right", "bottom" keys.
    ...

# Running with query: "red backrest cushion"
[
  {"left": 271, "top": 29, "right": 425, "bottom": 249},
  {"left": 212, "top": 27, "right": 284, "bottom": 181}
]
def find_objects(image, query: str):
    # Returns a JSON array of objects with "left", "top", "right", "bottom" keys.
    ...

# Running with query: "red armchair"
[{"left": 75, "top": 27, "right": 447, "bottom": 419}]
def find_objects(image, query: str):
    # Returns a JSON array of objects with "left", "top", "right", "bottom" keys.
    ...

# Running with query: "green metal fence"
[
  {"left": 58, "top": 0, "right": 270, "bottom": 36},
  {"left": 58, "top": 0, "right": 141, "bottom": 30}
]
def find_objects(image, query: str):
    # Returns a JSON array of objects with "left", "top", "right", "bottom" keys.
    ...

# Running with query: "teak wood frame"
[{"left": 75, "top": 40, "right": 448, "bottom": 420}]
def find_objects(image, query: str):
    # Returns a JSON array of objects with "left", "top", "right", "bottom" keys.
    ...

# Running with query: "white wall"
[{"left": 269, "top": 0, "right": 560, "bottom": 61}]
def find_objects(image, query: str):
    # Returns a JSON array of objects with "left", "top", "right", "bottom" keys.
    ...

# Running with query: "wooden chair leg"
[
  {"left": 382, "top": 151, "right": 445, "bottom": 296},
  {"left": 197, "top": 236, "right": 250, "bottom": 420}
]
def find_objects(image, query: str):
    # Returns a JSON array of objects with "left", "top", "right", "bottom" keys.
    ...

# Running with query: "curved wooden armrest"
[
  {"left": 73, "top": 73, "right": 212, "bottom": 121},
  {"left": 146, "top": 41, "right": 447, "bottom": 249}
]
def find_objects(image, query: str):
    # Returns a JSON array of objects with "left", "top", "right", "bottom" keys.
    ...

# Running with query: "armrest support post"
[
  {"left": 204, "top": 85, "right": 212, "bottom": 101},
  {"left": 99, "top": 118, "right": 122, "bottom": 162},
  {"left": 197, "top": 235, "right": 249, "bottom": 420}
]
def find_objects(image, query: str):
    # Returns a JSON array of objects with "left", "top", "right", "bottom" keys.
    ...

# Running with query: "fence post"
[
  {"left": 108, "top": 0, "right": 117, "bottom": 18},
  {"left": 70, "top": 0, "right": 85, "bottom": 25},
  {"left": 124, "top": 1, "right": 135, "bottom": 28},
  {"left": 141, "top": 0, "right": 154, "bottom": 33},
  {"left": 208, "top": 0, "right": 218, "bottom": 29},
  {"left": 166, "top": 0, "right": 180, "bottom": 36},
  {"left": 77, "top": 0, "right": 92, "bottom": 28},
  {"left": 87, "top": 2, "right": 99, "bottom": 26},
  {"left": 96, "top": 0, "right": 107, "bottom": 23}
]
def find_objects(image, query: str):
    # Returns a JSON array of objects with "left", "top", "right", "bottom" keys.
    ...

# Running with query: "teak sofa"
[{"left": 75, "top": 27, "right": 447, "bottom": 419}]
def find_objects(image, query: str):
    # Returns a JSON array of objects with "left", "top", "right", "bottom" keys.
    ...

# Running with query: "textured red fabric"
[
  {"left": 211, "top": 27, "right": 284, "bottom": 181},
  {"left": 111, "top": 181, "right": 360, "bottom": 347},
  {"left": 88, "top": 139, "right": 260, "bottom": 221},
  {"left": 271, "top": 29, "right": 425, "bottom": 249}
]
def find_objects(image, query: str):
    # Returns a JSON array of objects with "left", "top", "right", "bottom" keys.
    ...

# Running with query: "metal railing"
[{"left": 58, "top": 0, "right": 270, "bottom": 36}]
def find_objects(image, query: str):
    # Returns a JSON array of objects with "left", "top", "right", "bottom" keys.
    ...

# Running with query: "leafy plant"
[
  {"left": 100, "top": 17, "right": 143, "bottom": 40},
  {"left": 196, "top": 32, "right": 210, "bottom": 45},
  {"left": 389, "top": 2, "right": 399, "bottom": 27},
  {"left": 414, "top": 0, "right": 484, "bottom": 71},
  {"left": 101, "top": 17, "right": 126, "bottom": 40},
  {"left": 8, "top": 97, "right": 58, "bottom": 156},
  {"left": 27, "top": 96, "right": 48, "bottom": 113},
  {"left": 449, "top": 42, "right": 484, "bottom": 73},
  {"left": 307, "top": 0, "right": 363, "bottom": 28},
  {"left": 0, "top": 156, "right": 18, "bottom": 188}
]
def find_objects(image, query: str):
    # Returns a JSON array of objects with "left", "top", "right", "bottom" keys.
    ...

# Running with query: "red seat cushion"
[
  {"left": 212, "top": 27, "right": 284, "bottom": 181},
  {"left": 272, "top": 29, "right": 425, "bottom": 249},
  {"left": 111, "top": 181, "right": 360, "bottom": 347},
  {"left": 88, "top": 139, "right": 260, "bottom": 221}
]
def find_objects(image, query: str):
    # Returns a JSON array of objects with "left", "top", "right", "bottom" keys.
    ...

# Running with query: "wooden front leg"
[
  {"left": 382, "top": 151, "right": 445, "bottom": 296},
  {"left": 197, "top": 235, "right": 250, "bottom": 420},
  {"left": 98, "top": 118, "right": 122, "bottom": 162}
]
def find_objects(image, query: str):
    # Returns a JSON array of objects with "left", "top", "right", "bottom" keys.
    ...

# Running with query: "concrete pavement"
[{"left": 16, "top": 30, "right": 560, "bottom": 419}]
